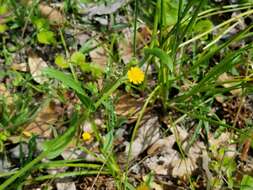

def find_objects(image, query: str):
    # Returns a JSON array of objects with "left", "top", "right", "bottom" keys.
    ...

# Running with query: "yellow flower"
[
  {"left": 127, "top": 67, "right": 144, "bottom": 85},
  {"left": 82, "top": 132, "right": 92, "bottom": 141}
]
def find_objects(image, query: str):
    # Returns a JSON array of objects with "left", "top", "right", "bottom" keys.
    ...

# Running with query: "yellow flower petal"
[
  {"left": 127, "top": 67, "right": 144, "bottom": 85},
  {"left": 82, "top": 132, "right": 92, "bottom": 141}
]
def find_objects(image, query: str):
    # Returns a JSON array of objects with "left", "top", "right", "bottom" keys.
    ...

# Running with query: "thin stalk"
[
  {"left": 33, "top": 170, "right": 109, "bottom": 181},
  {"left": 124, "top": 85, "right": 160, "bottom": 176},
  {"left": 59, "top": 29, "right": 77, "bottom": 81},
  {"left": 133, "top": 0, "right": 138, "bottom": 57},
  {"left": 179, "top": 9, "right": 253, "bottom": 48},
  {"left": 95, "top": 76, "right": 127, "bottom": 109},
  {"left": 203, "top": 21, "right": 239, "bottom": 50}
]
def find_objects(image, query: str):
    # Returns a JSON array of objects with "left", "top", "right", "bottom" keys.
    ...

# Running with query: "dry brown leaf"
[
  {"left": 23, "top": 1, "right": 65, "bottom": 25},
  {"left": 144, "top": 125, "right": 205, "bottom": 177},
  {"left": 38, "top": 3, "right": 65, "bottom": 25},
  {"left": 28, "top": 53, "right": 48, "bottom": 84},
  {"left": 125, "top": 116, "right": 160, "bottom": 160},
  {"left": 118, "top": 25, "right": 151, "bottom": 64},
  {"left": 24, "top": 102, "right": 60, "bottom": 138},
  {"left": 209, "top": 132, "right": 237, "bottom": 159},
  {"left": 11, "top": 63, "right": 28, "bottom": 72},
  {"left": 118, "top": 28, "right": 132, "bottom": 64},
  {"left": 89, "top": 46, "right": 107, "bottom": 69},
  {"left": 115, "top": 94, "right": 144, "bottom": 122},
  {"left": 0, "top": 83, "right": 13, "bottom": 104},
  {"left": 147, "top": 135, "right": 175, "bottom": 155},
  {"left": 217, "top": 73, "right": 241, "bottom": 95}
]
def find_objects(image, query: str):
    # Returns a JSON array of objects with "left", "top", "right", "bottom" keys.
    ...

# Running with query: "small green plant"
[
  {"left": 55, "top": 51, "right": 104, "bottom": 78},
  {"left": 32, "top": 17, "right": 56, "bottom": 45}
]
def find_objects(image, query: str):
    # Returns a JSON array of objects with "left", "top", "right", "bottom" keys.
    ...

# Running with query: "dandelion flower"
[
  {"left": 82, "top": 132, "right": 92, "bottom": 141},
  {"left": 127, "top": 67, "right": 144, "bottom": 85}
]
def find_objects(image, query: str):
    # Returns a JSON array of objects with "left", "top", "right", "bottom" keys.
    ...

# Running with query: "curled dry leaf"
[
  {"left": 56, "top": 182, "right": 76, "bottom": 190},
  {"left": 28, "top": 53, "right": 48, "bottom": 84},
  {"left": 78, "top": 0, "right": 130, "bottom": 17}
]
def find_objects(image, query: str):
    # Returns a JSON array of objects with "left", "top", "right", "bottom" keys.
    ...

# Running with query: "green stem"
[
  {"left": 95, "top": 76, "right": 127, "bottom": 109},
  {"left": 133, "top": 0, "right": 138, "bottom": 57},
  {"left": 0, "top": 151, "right": 47, "bottom": 190},
  {"left": 124, "top": 85, "right": 160, "bottom": 184}
]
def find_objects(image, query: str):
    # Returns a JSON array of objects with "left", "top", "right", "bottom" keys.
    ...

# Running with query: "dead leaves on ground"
[
  {"left": 23, "top": 101, "right": 63, "bottom": 138},
  {"left": 115, "top": 94, "right": 145, "bottom": 123},
  {"left": 119, "top": 25, "right": 152, "bottom": 64},
  {"left": 28, "top": 53, "right": 49, "bottom": 84},
  {"left": 24, "top": 1, "right": 65, "bottom": 26}
]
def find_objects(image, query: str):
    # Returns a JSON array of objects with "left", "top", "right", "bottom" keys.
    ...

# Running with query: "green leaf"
[
  {"left": 241, "top": 175, "right": 253, "bottom": 190},
  {"left": 80, "top": 63, "right": 103, "bottom": 78},
  {"left": 37, "top": 30, "right": 56, "bottom": 45},
  {"left": 43, "top": 68, "right": 95, "bottom": 110},
  {"left": 42, "top": 113, "right": 78, "bottom": 159},
  {"left": 0, "top": 4, "right": 9, "bottom": 15},
  {"left": 102, "top": 131, "right": 114, "bottom": 153},
  {"left": 194, "top": 19, "right": 213, "bottom": 34},
  {"left": 70, "top": 51, "right": 85, "bottom": 65},
  {"left": 0, "top": 24, "right": 8, "bottom": 33},
  {"left": 55, "top": 54, "right": 69, "bottom": 68},
  {"left": 32, "top": 18, "right": 49, "bottom": 30},
  {"left": 144, "top": 48, "right": 173, "bottom": 72},
  {"left": 43, "top": 68, "right": 85, "bottom": 95}
]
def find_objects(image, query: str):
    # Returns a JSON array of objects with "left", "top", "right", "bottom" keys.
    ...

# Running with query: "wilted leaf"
[
  {"left": 78, "top": 0, "right": 130, "bottom": 17},
  {"left": 118, "top": 25, "right": 151, "bottom": 64},
  {"left": 28, "top": 53, "right": 49, "bottom": 84},
  {"left": 136, "top": 183, "right": 150, "bottom": 190},
  {"left": 144, "top": 125, "right": 204, "bottom": 177},
  {"left": 56, "top": 182, "right": 76, "bottom": 190},
  {"left": 0, "top": 83, "right": 12, "bottom": 104}
]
